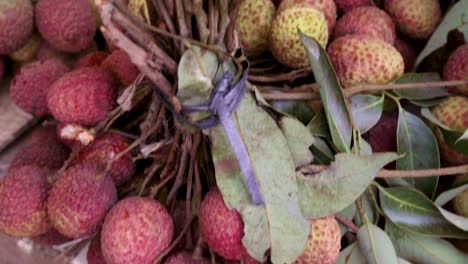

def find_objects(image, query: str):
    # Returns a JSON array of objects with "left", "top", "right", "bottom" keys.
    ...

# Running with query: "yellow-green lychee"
[
  {"left": 270, "top": 5, "right": 328, "bottom": 68},
  {"left": 327, "top": 34, "right": 404, "bottom": 88},
  {"left": 452, "top": 174, "right": 468, "bottom": 217},
  {"left": 237, "top": 0, "right": 276, "bottom": 57}
]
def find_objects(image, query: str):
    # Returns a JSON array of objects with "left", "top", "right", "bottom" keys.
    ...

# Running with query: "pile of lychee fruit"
[{"left": 0, "top": 0, "right": 467, "bottom": 264}]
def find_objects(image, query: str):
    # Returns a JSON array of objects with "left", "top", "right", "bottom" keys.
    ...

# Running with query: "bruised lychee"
[
  {"left": 75, "top": 51, "right": 108, "bottom": 69},
  {"left": 0, "top": 165, "right": 50, "bottom": 237},
  {"left": 164, "top": 251, "right": 210, "bottom": 264},
  {"left": 394, "top": 37, "right": 417, "bottom": 72},
  {"left": 452, "top": 174, "right": 468, "bottom": 217},
  {"left": 335, "top": 0, "right": 373, "bottom": 13},
  {"left": 9, "top": 33, "right": 41, "bottom": 62},
  {"left": 293, "top": 216, "right": 341, "bottom": 264},
  {"left": 101, "top": 196, "right": 174, "bottom": 264},
  {"left": 270, "top": 5, "right": 328, "bottom": 68},
  {"left": 384, "top": 0, "right": 441, "bottom": 39},
  {"left": 443, "top": 44, "right": 468, "bottom": 96},
  {"left": 200, "top": 188, "right": 247, "bottom": 260},
  {"left": 47, "top": 164, "right": 117, "bottom": 238},
  {"left": 87, "top": 232, "right": 106, "bottom": 264},
  {"left": 35, "top": 0, "right": 96, "bottom": 52},
  {"left": 334, "top": 6, "right": 395, "bottom": 44},
  {"left": 102, "top": 49, "right": 140, "bottom": 87},
  {"left": 277, "top": 0, "right": 337, "bottom": 35},
  {"left": 10, "top": 125, "right": 70, "bottom": 171},
  {"left": 76, "top": 132, "right": 135, "bottom": 186},
  {"left": 327, "top": 35, "right": 404, "bottom": 88},
  {"left": 11, "top": 59, "right": 69, "bottom": 116},
  {"left": 47, "top": 67, "right": 117, "bottom": 126},
  {"left": 0, "top": 0, "right": 34, "bottom": 55}
]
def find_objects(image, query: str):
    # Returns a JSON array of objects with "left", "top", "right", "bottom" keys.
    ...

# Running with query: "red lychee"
[
  {"left": 443, "top": 44, "right": 468, "bottom": 96},
  {"left": 0, "top": 0, "right": 34, "bottom": 55},
  {"left": 164, "top": 251, "right": 210, "bottom": 264},
  {"left": 394, "top": 37, "right": 417, "bottom": 72},
  {"left": 87, "top": 232, "right": 106, "bottom": 264},
  {"left": 75, "top": 51, "right": 109, "bottom": 69},
  {"left": 101, "top": 196, "right": 174, "bottom": 264},
  {"left": 335, "top": 0, "right": 373, "bottom": 13},
  {"left": 32, "top": 228, "right": 71, "bottom": 246},
  {"left": 102, "top": 49, "right": 140, "bottom": 87},
  {"left": 363, "top": 112, "right": 398, "bottom": 154},
  {"left": 36, "top": 41, "right": 73, "bottom": 65}
]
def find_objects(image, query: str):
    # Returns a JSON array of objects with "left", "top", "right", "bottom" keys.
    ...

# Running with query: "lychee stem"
[{"left": 334, "top": 214, "right": 359, "bottom": 232}]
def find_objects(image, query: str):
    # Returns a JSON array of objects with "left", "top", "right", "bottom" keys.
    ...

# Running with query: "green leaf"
[
  {"left": 338, "top": 204, "right": 357, "bottom": 236},
  {"left": 397, "top": 258, "right": 412, "bottom": 264},
  {"left": 310, "top": 137, "right": 334, "bottom": 164},
  {"left": 350, "top": 94, "right": 384, "bottom": 134},
  {"left": 355, "top": 188, "right": 379, "bottom": 226},
  {"left": 357, "top": 224, "right": 399, "bottom": 264},
  {"left": 211, "top": 91, "right": 309, "bottom": 263},
  {"left": 437, "top": 207, "right": 468, "bottom": 231},
  {"left": 392, "top": 73, "right": 448, "bottom": 100},
  {"left": 397, "top": 107, "right": 439, "bottom": 198},
  {"left": 271, "top": 100, "right": 315, "bottom": 125},
  {"left": 352, "top": 136, "right": 373, "bottom": 156},
  {"left": 379, "top": 187, "right": 468, "bottom": 238},
  {"left": 300, "top": 32, "right": 353, "bottom": 153},
  {"left": 435, "top": 182, "right": 468, "bottom": 206},
  {"left": 385, "top": 221, "right": 468, "bottom": 264},
  {"left": 278, "top": 117, "right": 315, "bottom": 168},
  {"left": 297, "top": 152, "right": 399, "bottom": 218},
  {"left": 307, "top": 111, "right": 331, "bottom": 138},
  {"left": 336, "top": 242, "right": 366, "bottom": 264},
  {"left": 409, "top": 97, "right": 447, "bottom": 108},
  {"left": 415, "top": 0, "right": 468, "bottom": 68},
  {"left": 237, "top": 204, "right": 270, "bottom": 261}
]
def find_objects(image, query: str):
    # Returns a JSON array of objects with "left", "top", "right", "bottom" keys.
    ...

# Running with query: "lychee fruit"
[
  {"left": 164, "top": 251, "right": 210, "bottom": 264},
  {"left": 102, "top": 49, "right": 140, "bottom": 87},
  {"left": 9, "top": 33, "right": 42, "bottom": 62},
  {"left": 327, "top": 34, "right": 404, "bottom": 88},
  {"left": 10, "top": 59, "right": 70, "bottom": 117},
  {"left": 237, "top": 0, "right": 276, "bottom": 57},
  {"left": 277, "top": 0, "right": 337, "bottom": 35},
  {"left": 101, "top": 196, "right": 174, "bottom": 264},
  {"left": 335, "top": 0, "right": 373, "bottom": 13},
  {"left": 47, "top": 164, "right": 117, "bottom": 238},
  {"left": 76, "top": 132, "right": 135, "bottom": 186},
  {"left": 47, "top": 67, "right": 117, "bottom": 126},
  {"left": 363, "top": 112, "right": 398, "bottom": 168},
  {"left": 443, "top": 44, "right": 468, "bottom": 96},
  {"left": 36, "top": 41, "right": 73, "bottom": 65},
  {"left": 431, "top": 96, "right": 468, "bottom": 165},
  {"left": 75, "top": 51, "right": 108, "bottom": 69},
  {"left": 269, "top": 5, "right": 328, "bottom": 68},
  {"left": 87, "top": 232, "right": 106, "bottom": 264},
  {"left": 293, "top": 216, "right": 341, "bottom": 264},
  {"left": 333, "top": 6, "right": 395, "bottom": 44},
  {"left": 394, "top": 37, "right": 417, "bottom": 72},
  {"left": 199, "top": 187, "right": 248, "bottom": 260},
  {"left": 10, "top": 125, "right": 70, "bottom": 171},
  {"left": 452, "top": 174, "right": 468, "bottom": 217},
  {"left": 384, "top": 0, "right": 441, "bottom": 39},
  {"left": 0, "top": 0, "right": 34, "bottom": 55},
  {"left": 35, "top": 0, "right": 97, "bottom": 53},
  {"left": 223, "top": 255, "right": 264, "bottom": 264},
  {"left": 0, "top": 165, "right": 50, "bottom": 237}
]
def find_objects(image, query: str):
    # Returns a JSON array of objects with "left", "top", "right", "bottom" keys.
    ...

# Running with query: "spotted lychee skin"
[
  {"left": 432, "top": 96, "right": 468, "bottom": 166},
  {"left": 293, "top": 216, "right": 341, "bottom": 264},
  {"left": 47, "top": 67, "right": 117, "bottom": 126},
  {"left": 334, "top": 6, "right": 395, "bottom": 44},
  {"left": 270, "top": 5, "right": 328, "bottom": 68},
  {"left": 200, "top": 188, "right": 248, "bottom": 260},
  {"left": 0, "top": 0, "right": 34, "bottom": 55},
  {"left": 101, "top": 197, "right": 174, "bottom": 264},
  {"left": 10, "top": 125, "right": 70, "bottom": 171},
  {"left": 102, "top": 49, "right": 140, "bottom": 87},
  {"left": 452, "top": 174, "right": 468, "bottom": 217},
  {"left": 11, "top": 59, "right": 70, "bottom": 117},
  {"left": 164, "top": 251, "right": 210, "bottom": 264},
  {"left": 75, "top": 51, "right": 108, "bottom": 69},
  {"left": 87, "top": 233, "right": 106, "bottom": 264},
  {"left": 35, "top": 0, "right": 96, "bottom": 53},
  {"left": 327, "top": 35, "right": 404, "bottom": 88},
  {"left": 443, "top": 44, "right": 468, "bottom": 96},
  {"left": 277, "top": 0, "right": 337, "bottom": 35},
  {"left": 47, "top": 164, "right": 117, "bottom": 238},
  {"left": 394, "top": 37, "right": 417, "bottom": 72},
  {"left": 335, "top": 0, "right": 373, "bottom": 13},
  {"left": 76, "top": 132, "right": 135, "bottom": 186},
  {"left": 0, "top": 165, "right": 50, "bottom": 237},
  {"left": 384, "top": 0, "right": 441, "bottom": 39},
  {"left": 9, "top": 33, "right": 41, "bottom": 62}
]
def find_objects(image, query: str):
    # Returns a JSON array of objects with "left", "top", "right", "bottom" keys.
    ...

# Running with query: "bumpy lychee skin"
[
  {"left": 35, "top": 0, "right": 96, "bottom": 52},
  {"left": 102, "top": 49, "right": 140, "bottom": 87},
  {"left": 384, "top": 0, "right": 441, "bottom": 39},
  {"left": 75, "top": 51, "right": 108, "bottom": 69},
  {"left": 11, "top": 59, "right": 69, "bottom": 117},
  {"left": 9, "top": 33, "right": 41, "bottom": 62},
  {"left": 87, "top": 233, "right": 106, "bottom": 264},
  {"left": 327, "top": 35, "right": 404, "bottom": 88},
  {"left": 47, "top": 164, "right": 117, "bottom": 238},
  {"left": 47, "top": 67, "right": 116, "bottom": 126},
  {"left": 394, "top": 37, "right": 417, "bottom": 72},
  {"left": 431, "top": 96, "right": 468, "bottom": 165},
  {"left": 164, "top": 251, "right": 210, "bottom": 264},
  {"left": 10, "top": 125, "right": 70, "bottom": 171},
  {"left": 270, "top": 5, "right": 328, "bottom": 68},
  {"left": 237, "top": 0, "right": 276, "bottom": 57},
  {"left": 0, "top": 165, "right": 50, "bottom": 237},
  {"left": 452, "top": 174, "right": 468, "bottom": 217},
  {"left": 443, "top": 44, "right": 468, "bottom": 96},
  {"left": 334, "top": 6, "right": 395, "bottom": 44},
  {"left": 0, "top": 0, "right": 34, "bottom": 55},
  {"left": 200, "top": 188, "right": 248, "bottom": 260},
  {"left": 293, "top": 216, "right": 341, "bottom": 264},
  {"left": 76, "top": 132, "right": 135, "bottom": 186},
  {"left": 335, "top": 0, "right": 373, "bottom": 13},
  {"left": 277, "top": 0, "right": 337, "bottom": 35},
  {"left": 101, "top": 197, "right": 174, "bottom": 264}
]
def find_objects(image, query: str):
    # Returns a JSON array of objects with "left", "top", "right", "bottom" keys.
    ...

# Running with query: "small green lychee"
[{"left": 452, "top": 174, "right": 468, "bottom": 217}]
